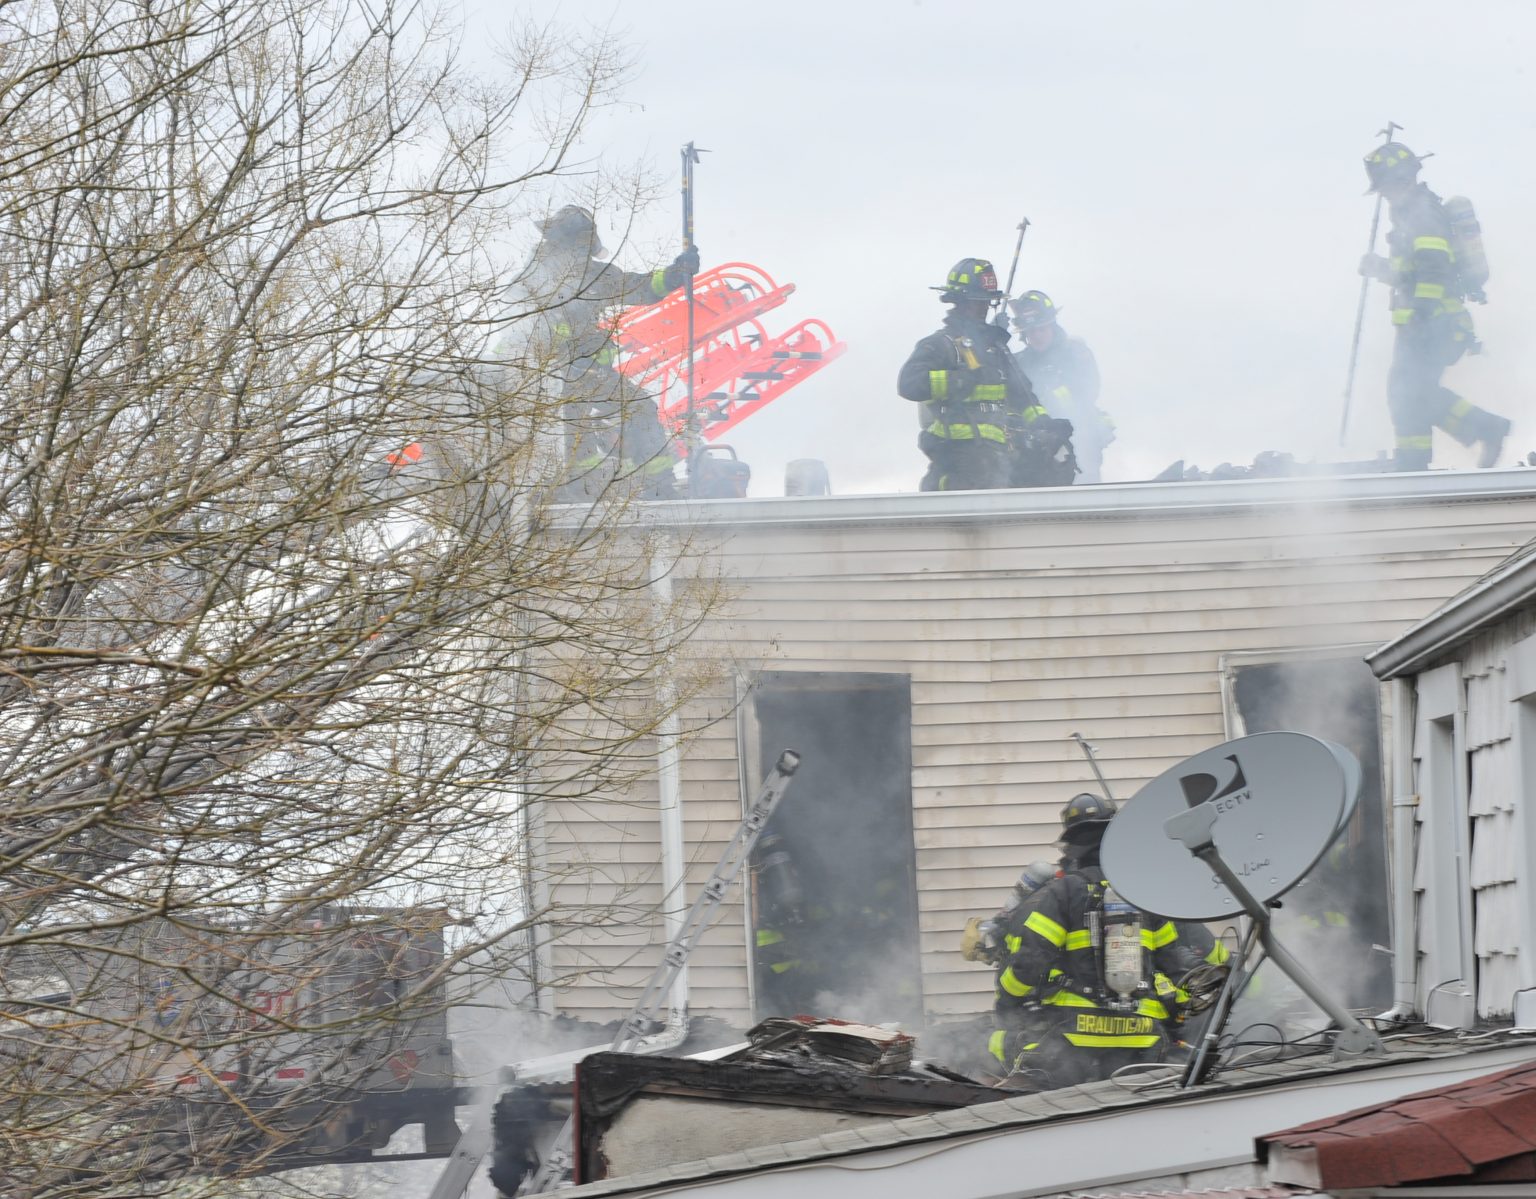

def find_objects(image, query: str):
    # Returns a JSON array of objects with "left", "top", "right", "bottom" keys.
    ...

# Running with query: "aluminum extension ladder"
[{"left": 428, "top": 749, "right": 802, "bottom": 1199}]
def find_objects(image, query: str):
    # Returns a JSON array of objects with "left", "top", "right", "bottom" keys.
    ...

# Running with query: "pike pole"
[
  {"left": 1070, "top": 731, "right": 1115, "bottom": 802},
  {"left": 994, "top": 217, "right": 1030, "bottom": 329},
  {"left": 1340, "top": 120, "right": 1401, "bottom": 444},
  {"left": 681, "top": 141, "right": 703, "bottom": 484}
]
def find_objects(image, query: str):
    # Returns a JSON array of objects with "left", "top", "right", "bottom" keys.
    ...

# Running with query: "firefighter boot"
[{"left": 1477, "top": 414, "right": 1512, "bottom": 469}]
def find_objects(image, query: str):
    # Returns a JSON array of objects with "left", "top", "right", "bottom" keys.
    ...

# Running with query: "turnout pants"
[
  {"left": 995, "top": 1006, "right": 1168, "bottom": 1089},
  {"left": 918, "top": 435, "right": 1010, "bottom": 492},
  {"left": 1388, "top": 318, "right": 1500, "bottom": 471}
]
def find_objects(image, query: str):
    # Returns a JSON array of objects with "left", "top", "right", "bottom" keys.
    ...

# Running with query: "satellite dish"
[{"left": 1100, "top": 732, "right": 1360, "bottom": 921}]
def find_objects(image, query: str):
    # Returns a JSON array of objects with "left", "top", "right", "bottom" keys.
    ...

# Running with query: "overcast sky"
[{"left": 461, "top": 0, "right": 1536, "bottom": 496}]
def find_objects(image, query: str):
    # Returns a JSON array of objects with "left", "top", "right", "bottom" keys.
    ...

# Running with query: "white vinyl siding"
[{"left": 546, "top": 478, "right": 1536, "bottom": 1024}]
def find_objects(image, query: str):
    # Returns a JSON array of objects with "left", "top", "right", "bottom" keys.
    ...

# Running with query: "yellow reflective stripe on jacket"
[
  {"left": 927, "top": 420, "right": 1007, "bottom": 444},
  {"left": 1397, "top": 434, "right": 1432, "bottom": 450},
  {"left": 1142, "top": 921, "right": 1177, "bottom": 950},
  {"left": 1064, "top": 1031, "right": 1163, "bottom": 1049},
  {"left": 1206, "top": 939, "right": 1231, "bottom": 965},
  {"left": 1064, "top": 930, "right": 1092, "bottom": 951},
  {"left": 998, "top": 966, "right": 1034, "bottom": 998},
  {"left": 756, "top": 929, "right": 784, "bottom": 947},
  {"left": 1024, "top": 909, "right": 1068, "bottom": 947},
  {"left": 1043, "top": 989, "right": 1169, "bottom": 1021},
  {"left": 1005, "top": 933, "right": 1022, "bottom": 954},
  {"left": 1414, "top": 281, "right": 1446, "bottom": 300},
  {"left": 929, "top": 370, "right": 949, "bottom": 400},
  {"left": 988, "top": 1029, "right": 1008, "bottom": 1062},
  {"left": 1020, "top": 405, "right": 1047, "bottom": 423},
  {"left": 971, "top": 383, "right": 1007, "bottom": 401},
  {"left": 1412, "top": 235, "right": 1453, "bottom": 255},
  {"left": 651, "top": 268, "right": 670, "bottom": 296},
  {"left": 1392, "top": 307, "right": 1415, "bottom": 325},
  {"left": 1051, "top": 385, "right": 1071, "bottom": 402},
  {"left": 1069, "top": 1013, "right": 1159, "bottom": 1037}
]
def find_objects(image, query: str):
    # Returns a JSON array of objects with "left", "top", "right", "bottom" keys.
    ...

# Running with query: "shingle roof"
[
  {"left": 1261, "top": 1057, "right": 1536, "bottom": 1189},
  {"left": 538, "top": 1031, "right": 1536, "bottom": 1197}
]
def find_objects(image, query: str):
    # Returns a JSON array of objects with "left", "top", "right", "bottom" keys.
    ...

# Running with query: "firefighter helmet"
[
  {"left": 1059, "top": 792, "right": 1117, "bottom": 844},
  {"left": 539, "top": 204, "right": 605, "bottom": 254},
  {"left": 1010, "top": 290, "right": 1060, "bottom": 330},
  {"left": 1363, "top": 142, "right": 1421, "bottom": 193},
  {"left": 933, "top": 257, "right": 1003, "bottom": 302}
]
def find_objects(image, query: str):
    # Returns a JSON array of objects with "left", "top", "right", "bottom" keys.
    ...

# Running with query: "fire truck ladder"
[{"left": 428, "top": 748, "right": 802, "bottom": 1199}]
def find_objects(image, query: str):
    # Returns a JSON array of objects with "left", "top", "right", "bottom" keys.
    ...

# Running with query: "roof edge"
[
  {"left": 620, "top": 468, "right": 1536, "bottom": 531},
  {"left": 1368, "top": 550, "right": 1536, "bottom": 679}
]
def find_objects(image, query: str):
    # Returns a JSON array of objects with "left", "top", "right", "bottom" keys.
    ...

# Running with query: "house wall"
[
  {"left": 1409, "top": 606, "right": 1536, "bottom": 1020},
  {"left": 544, "top": 475, "right": 1536, "bottom": 1026}
]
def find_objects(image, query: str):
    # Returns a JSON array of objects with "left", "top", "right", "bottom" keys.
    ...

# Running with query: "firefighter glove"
[
  {"left": 1358, "top": 252, "right": 1392, "bottom": 282},
  {"left": 960, "top": 916, "right": 988, "bottom": 961},
  {"left": 663, "top": 246, "right": 701, "bottom": 290}
]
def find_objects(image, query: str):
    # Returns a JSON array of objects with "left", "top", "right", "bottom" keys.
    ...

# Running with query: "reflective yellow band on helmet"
[
  {"left": 1414, "top": 282, "right": 1446, "bottom": 300},
  {"left": 1064, "top": 930, "right": 1093, "bottom": 951},
  {"left": 651, "top": 268, "right": 670, "bottom": 296},
  {"left": 1143, "top": 921, "right": 1178, "bottom": 950},
  {"left": 1413, "top": 235, "right": 1453, "bottom": 255},
  {"left": 1073, "top": 1013, "right": 1156, "bottom": 1037},
  {"left": 988, "top": 1029, "right": 1008, "bottom": 1062},
  {"left": 1064, "top": 1031, "right": 1163, "bottom": 1048},
  {"left": 1051, "top": 385, "right": 1071, "bottom": 402},
  {"left": 927, "top": 421, "right": 1007, "bottom": 443},
  {"left": 999, "top": 967, "right": 1034, "bottom": 998},
  {"left": 1397, "top": 434, "right": 1433, "bottom": 449},
  {"left": 1024, "top": 910, "right": 1068, "bottom": 947},
  {"left": 929, "top": 370, "right": 949, "bottom": 400}
]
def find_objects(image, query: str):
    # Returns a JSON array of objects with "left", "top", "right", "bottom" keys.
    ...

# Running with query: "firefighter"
[
  {"left": 499, "top": 205, "right": 697, "bottom": 496},
  {"left": 897, "top": 258, "right": 1063, "bottom": 492},
  {"left": 1357, "top": 143, "right": 1509, "bottom": 471},
  {"left": 1011, "top": 291, "right": 1110, "bottom": 484},
  {"left": 989, "top": 793, "right": 1208, "bottom": 1088},
  {"left": 751, "top": 833, "right": 819, "bottom": 1015}
]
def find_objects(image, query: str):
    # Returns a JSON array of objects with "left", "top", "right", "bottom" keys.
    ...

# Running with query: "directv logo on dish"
[{"left": 1178, "top": 753, "right": 1251, "bottom": 813}]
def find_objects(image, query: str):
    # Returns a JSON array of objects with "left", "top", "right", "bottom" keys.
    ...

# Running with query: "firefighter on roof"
[
  {"left": 990, "top": 793, "right": 1217, "bottom": 1088},
  {"left": 499, "top": 205, "right": 698, "bottom": 499},
  {"left": 898, "top": 258, "right": 1066, "bottom": 492},
  {"left": 1357, "top": 143, "right": 1509, "bottom": 471},
  {"left": 1011, "top": 291, "right": 1109, "bottom": 484}
]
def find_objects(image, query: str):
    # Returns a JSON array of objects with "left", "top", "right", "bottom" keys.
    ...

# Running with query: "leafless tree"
[{"left": 0, "top": 1, "right": 723, "bottom": 1194}]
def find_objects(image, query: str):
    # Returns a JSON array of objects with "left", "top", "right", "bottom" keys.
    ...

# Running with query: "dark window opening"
[
  {"left": 744, "top": 671, "right": 921, "bottom": 1025},
  {"left": 1228, "top": 655, "right": 1392, "bottom": 1011}
]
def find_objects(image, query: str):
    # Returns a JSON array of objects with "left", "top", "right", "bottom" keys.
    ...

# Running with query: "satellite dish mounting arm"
[{"left": 1163, "top": 803, "right": 1383, "bottom": 1071}]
